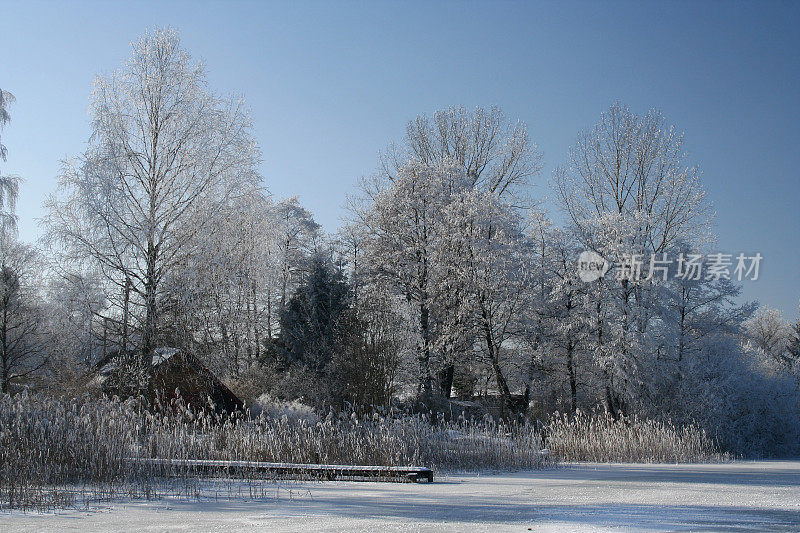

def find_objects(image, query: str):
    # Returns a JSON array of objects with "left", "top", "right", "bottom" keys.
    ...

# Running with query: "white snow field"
[{"left": 3, "top": 461, "right": 800, "bottom": 532}]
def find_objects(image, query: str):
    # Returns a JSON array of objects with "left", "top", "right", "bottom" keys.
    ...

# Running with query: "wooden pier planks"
[{"left": 125, "top": 458, "right": 434, "bottom": 483}]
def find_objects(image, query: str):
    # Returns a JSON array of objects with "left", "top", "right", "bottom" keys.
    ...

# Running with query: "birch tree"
[
  {"left": 0, "top": 88, "right": 42, "bottom": 392},
  {"left": 44, "top": 29, "right": 260, "bottom": 391},
  {"left": 0, "top": 89, "right": 12, "bottom": 155},
  {"left": 0, "top": 89, "right": 19, "bottom": 232}
]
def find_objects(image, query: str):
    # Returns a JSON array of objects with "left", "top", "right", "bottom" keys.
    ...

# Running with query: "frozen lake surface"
[{"left": 3, "top": 461, "right": 800, "bottom": 531}]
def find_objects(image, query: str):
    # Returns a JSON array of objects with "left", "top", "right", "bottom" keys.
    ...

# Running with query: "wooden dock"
[{"left": 125, "top": 458, "right": 434, "bottom": 483}]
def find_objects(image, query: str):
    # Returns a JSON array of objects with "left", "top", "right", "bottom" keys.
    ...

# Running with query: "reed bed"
[
  {"left": 0, "top": 393, "right": 547, "bottom": 511},
  {"left": 0, "top": 394, "right": 723, "bottom": 511},
  {"left": 545, "top": 410, "right": 722, "bottom": 463}
]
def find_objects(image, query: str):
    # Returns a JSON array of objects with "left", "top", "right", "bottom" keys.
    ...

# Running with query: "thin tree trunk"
[
  {"left": 1, "top": 300, "right": 8, "bottom": 394},
  {"left": 489, "top": 342, "right": 513, "bottom": 419},
  {"left": 140, "top": 242, "right": 157, "bottom": 397},
  {"left": 418, "top": 299, "right": 433, "bottom": 396},
  {"left": 121, "top": 277, "right": 131, "bottom": 355},
  {"left": 567, "top": 339, "right": 577, "bottom": 414},
  {"left": 266, "top": 286, "right": 273, "bottom": 340},
  {"left": 252, "top": 280, "right": 261, "bottom": 362}
]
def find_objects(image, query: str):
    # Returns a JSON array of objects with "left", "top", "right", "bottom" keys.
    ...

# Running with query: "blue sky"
[{"left": 1, "top": 0, "right": 798, "bottom": 318}]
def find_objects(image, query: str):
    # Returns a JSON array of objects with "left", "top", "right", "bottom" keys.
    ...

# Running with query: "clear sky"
[{"left": 1, "top": 0, "right": 798, "bottom": 318}]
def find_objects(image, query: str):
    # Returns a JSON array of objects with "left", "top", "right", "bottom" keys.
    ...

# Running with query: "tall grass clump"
[
  {"left": 0, "top": 393, "right": 143, "bottom": 511},
  {"left": 151, "top": 411, "right": 546, "bottom": 472},
  {"left": 0, "top": 393, "right": 547, "bottom": 511},
  {"left": 545, "top": 410, "right": 722, "bottom": 463}
]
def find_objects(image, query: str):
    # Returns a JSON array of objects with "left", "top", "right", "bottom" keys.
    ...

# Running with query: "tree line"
[{"left": 2, "top": 29, "right": 799, "bottom": 454}]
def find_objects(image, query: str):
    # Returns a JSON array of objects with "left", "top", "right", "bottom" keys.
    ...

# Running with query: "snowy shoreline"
[{"left": 3, "top": 460, "right": 799, "bottom": 532}]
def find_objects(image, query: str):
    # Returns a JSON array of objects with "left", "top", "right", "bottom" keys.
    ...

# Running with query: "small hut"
[{"left": 89, "top": 347, "right": 244, "bottom": 415}]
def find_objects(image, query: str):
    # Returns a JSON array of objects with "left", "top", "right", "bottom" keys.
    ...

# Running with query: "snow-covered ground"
[{"left": 3, "top": 461, "right": 800, "bottom": 532}]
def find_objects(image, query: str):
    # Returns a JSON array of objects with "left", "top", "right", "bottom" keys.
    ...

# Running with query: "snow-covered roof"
[{"left": 152, "top": 347, "right": 181, "bottom": 366}]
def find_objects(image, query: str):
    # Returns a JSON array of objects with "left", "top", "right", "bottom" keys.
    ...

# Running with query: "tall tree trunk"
[
  {"left": 567, "top": 339, "right": 577, "bottom": 415},
  {"left": 140, "top": 241, "right": 157, "bottom": 397},
  {"left": 266, "top": 286, "right": 273, "bottom": 340},
  {"left": 1, "top": 301, "right": 8, "bottom": 394},
  {"left": 483, "top": 309, "right": 512, "bottom": 418},
  {"left": 439, "top": 364, "right": 454, "bottom": 398},
  {"left": 563, "top": 289, "right": 577, "bottom": 414},
  {"left": 677, "top": 286, "right": 688, "bottom": 385},
  {"left": 596, "top": 284, "right": 620, "bottom": 419},
  {"left": 121, "top": 276, "right": 131, "bottom": 355},
  {"left": 252, "top": 280, "right": 261, "bottom": 362},
  {"left": 418, "top": 299, "right": 433, "bottom": 396},
  {"left": 489, "top": 342, "right": 513, "bottom": 419}
]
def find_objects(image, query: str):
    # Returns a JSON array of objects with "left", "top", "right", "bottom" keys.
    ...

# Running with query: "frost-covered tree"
[
  {"left": 381, "top": 105, "right": 542, "bottom": 200},
  {"left": 160, "top": 190, "right": 273, "bottom": 376},
  {"left": 0, "top": 232, "right": 45, "bottom": 393},
  {"left": 745, "top": 306, "right": 792, "bottom": 367},
  {"left": 677, "top": 330, "right": 800, "bottom": 456},
  {"left": 667, "top": 264, "right": 754, "bottom": 365},
  {"left": 356, "top": 105, "right": 543, "bottom": 401},
  {"left": 329, "top": 284, "right": 410, "bottom": 412},
  {"left": 0, "top": 88, "right": 14, "bottom": 170},
  {"left": 787, "top": 315, "right": 800, "bottom": 369},
  {"left": 531, "top": 226, "right": 594, "bottom": 414},
  {"left": 553, "top": 103, "right": 713, "bottom": 417},
  {"left": 439, "top": 188, "right": 533, "bottom": 414},
  {"left": 44, "top": 29, "right": 261, "bottom": 391},
  {"left": 0, "top": 89, "right": 19, "bottom": 233},
  {"left": 555, "top": 102, "right": 711, "bottom": 253},
  {"left": 359, "top": 160, "right": 469, "bottom": 396},
  {"left": 272, "top": 197, "right": 322, "bottom": 319},
  {"left": 0, "top": 89, "right": 41, "bottom": 392},
  {"left": 332, "top": 221, "right": 366, "bottom": 303},
  {"left": 332, "top": 223, "right": 412, "bottom": 408},
  {"left": 42, "top": 270, "right": 107, "bottom": 379}
]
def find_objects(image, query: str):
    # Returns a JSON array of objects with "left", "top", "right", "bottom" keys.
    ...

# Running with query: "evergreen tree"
[{"left": 278, "top": 257, "right": 351, "bottom": 373}]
